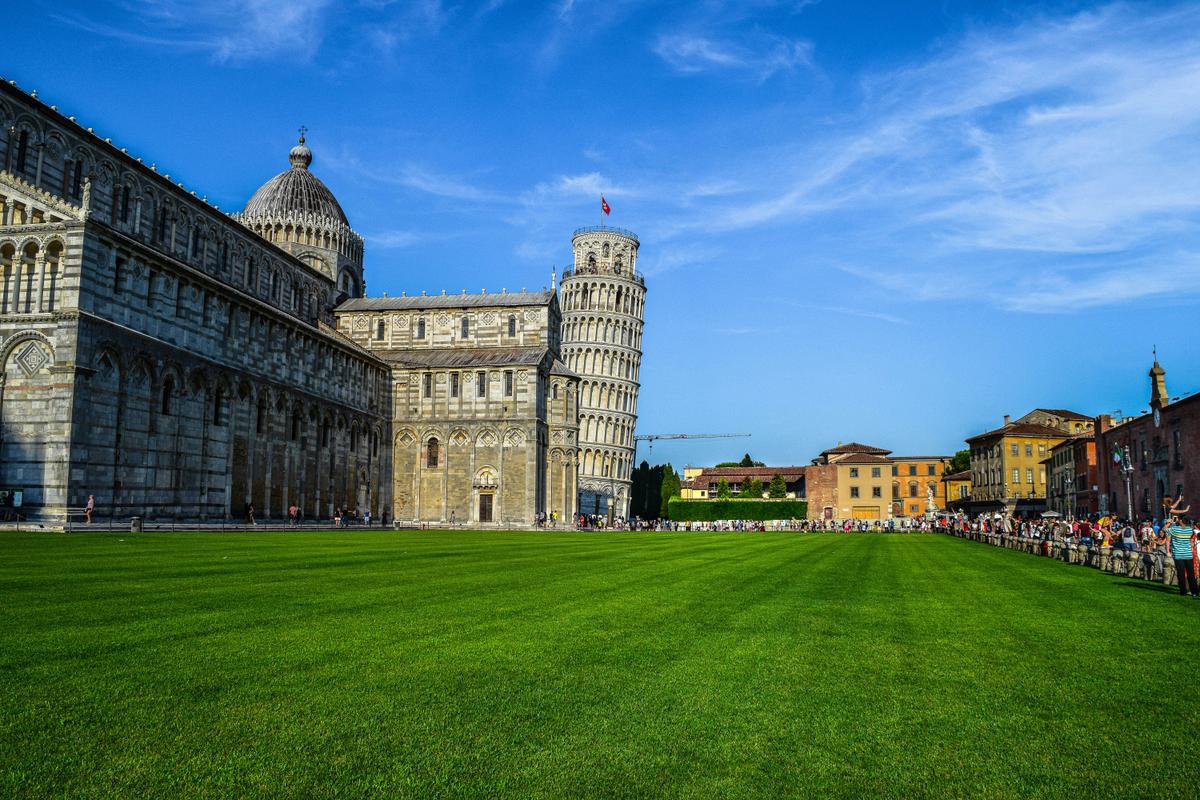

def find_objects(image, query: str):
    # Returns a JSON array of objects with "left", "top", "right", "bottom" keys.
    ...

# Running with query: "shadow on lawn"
[{"left": 1112, "top": 580, "right": 1177, "bottom": 594}]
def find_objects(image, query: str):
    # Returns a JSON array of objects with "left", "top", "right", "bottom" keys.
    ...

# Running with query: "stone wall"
[{"left": 805, "top": 464, "right": 837, "bottom": 520}]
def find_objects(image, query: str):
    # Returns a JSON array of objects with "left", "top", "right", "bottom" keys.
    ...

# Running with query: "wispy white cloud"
[
  {"left": 777, "top": 297, "right": 909, "bottom": 325},
  {"left": 654, "top": 32, "right": 813, "bottom": 79},
  {"left": 87, "top": 0, "right": 335, "bottom": 61},
  {"left": 59, "top": 0, "right": 448, "bottom": 62},
  {"left": 525, "top": 172, "right": 645, "bottom": 202},
  {"left": 367, "top": 230, "right": 424, "bottom": 249},
  {"left": 653, "top": 4, "right": 1200, "bottom": 311}
]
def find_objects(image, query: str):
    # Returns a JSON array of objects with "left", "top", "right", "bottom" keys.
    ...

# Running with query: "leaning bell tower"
[{"left": 559, "top": 226, "right": 646, "bottom": 519}]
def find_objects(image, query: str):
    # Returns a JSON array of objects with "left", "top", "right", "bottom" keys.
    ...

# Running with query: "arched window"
[
  {"left": 908, "top": 481, "right": 919, "bottom": 498},
  {"left": 14, "top": 130, "right": 29, "bottom": 173},
  {"left": 507, "top": 315, "right": 516, "bottom": 337},
  {"left": 461, "top": 316, "right": 470, "bottom": 338},
  {"left": 417, "top": 318, "right": 426, "bottom": 339},
  {"left": 161, "top": 377, "right": 174, "bottom": 415},
  {"left": 212, "top": 389, "right": 224, "bottom": 426},
  {"left": 427, "top": 437, "right": 439, "bottom": 468}
]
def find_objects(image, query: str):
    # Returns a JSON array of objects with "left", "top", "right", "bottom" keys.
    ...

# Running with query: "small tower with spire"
[{"left": 1149, "top": 348, "right": 1169, "bottom": 410}]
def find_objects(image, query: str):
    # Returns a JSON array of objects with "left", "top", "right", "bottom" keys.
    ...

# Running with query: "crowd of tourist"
[
  {"left": 945, "top": 497, "right": 1198, "bottom": 597},
  {"left": 559, "top": 498, "right": 1199, "bottom": 598}
]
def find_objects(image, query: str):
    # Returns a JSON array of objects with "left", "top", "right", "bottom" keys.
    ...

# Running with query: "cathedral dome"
[{"left": 242, "top": 135, "right": 349, "bottom": 226}]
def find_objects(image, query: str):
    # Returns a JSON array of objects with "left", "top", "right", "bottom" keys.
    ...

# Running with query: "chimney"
[{"left": 1003, "top": 415, "right": 1011, "bottom": 425}]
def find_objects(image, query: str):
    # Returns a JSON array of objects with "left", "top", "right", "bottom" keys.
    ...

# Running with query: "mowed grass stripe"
[{"left": 1, "top": 531, "right": 1198, "bottom": 799}]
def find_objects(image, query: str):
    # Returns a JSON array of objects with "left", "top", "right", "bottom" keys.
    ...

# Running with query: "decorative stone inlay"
[
  {"left": 477, "top": 430, "right": 496, "bottom": 447},
  {"left": 353, "top": 316, "right": 368, "bottom": 331},
  {"left": 392, "top": 315, "right": 407, "bottom": 326},
  {"left": 481, "top": 312, "right": 496, "bottom": 325},
  {"left": 435, "top": 313, "right": 451, "bottom": 326},
  {"left": 14, "top": 342, "right": 49, "bottom": 377},
  {"left": 398, "top": 430, "right": 416, "bottom": 446},
  {"left": 450, "top": 429, "right": 469, "bottom": 447}
]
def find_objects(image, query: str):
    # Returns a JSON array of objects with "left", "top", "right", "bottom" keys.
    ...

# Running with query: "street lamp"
[{"left": 1118, "top": 444, "right": 1134, "bottom": 521}]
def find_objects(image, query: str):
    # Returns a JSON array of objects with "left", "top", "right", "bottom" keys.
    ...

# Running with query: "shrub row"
[{"left": 666, "top": 498, "right": 809, "bottom": 521}]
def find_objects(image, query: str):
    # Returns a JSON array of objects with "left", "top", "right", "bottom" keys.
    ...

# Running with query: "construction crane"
[{"left": 633, "top": 432, "right": 751, "bottom": 461}]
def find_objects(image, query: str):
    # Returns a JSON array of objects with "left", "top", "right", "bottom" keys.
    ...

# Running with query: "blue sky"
[{"left": 9, "top": 0, "right": 1200, "bottom": 468}]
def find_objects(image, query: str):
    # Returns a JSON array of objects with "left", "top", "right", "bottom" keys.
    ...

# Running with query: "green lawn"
[{"left": 1, "top": 531, "right": 1197, "bottom": 799}]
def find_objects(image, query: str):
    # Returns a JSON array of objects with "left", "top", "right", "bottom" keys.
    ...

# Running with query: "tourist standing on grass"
[
  {"left": 1119, "top": 520, "right": 1138, "bottom": 551},
  {"left": 1167, "top": 516, "right": 1198, "bottom": 597},
  {"left": 85, "top": 494, "right": 95, "bottom": 524}
]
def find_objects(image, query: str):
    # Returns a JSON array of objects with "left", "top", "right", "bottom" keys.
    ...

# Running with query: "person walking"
[
  {"left": 1167, "top": 515, "right": 1198, "bottom": 597},
  {"left": 85, "top": 494, "right": 95, "bottom": 524}
]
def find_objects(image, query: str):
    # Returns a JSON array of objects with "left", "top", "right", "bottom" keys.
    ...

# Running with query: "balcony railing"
[
  {"left": 561, "top": 267, "right": 645, "bottom": 286},
  {"left": 572, "top": 225, "right": 639, "bottom": 244}
]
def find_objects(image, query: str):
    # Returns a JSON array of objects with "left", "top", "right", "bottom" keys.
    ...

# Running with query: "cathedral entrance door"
[{"left": 479, "top": 493, "right": 493, "bottom": 523}]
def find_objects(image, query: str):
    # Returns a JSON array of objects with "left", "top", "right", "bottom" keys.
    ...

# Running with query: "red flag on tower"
[{"left": 601, "top": 195, "right": 611, "bottom": 216}]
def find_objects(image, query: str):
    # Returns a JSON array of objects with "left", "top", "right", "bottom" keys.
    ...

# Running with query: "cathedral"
[{"left": 0, "top": 77, "right": 646, "bottom": 526}]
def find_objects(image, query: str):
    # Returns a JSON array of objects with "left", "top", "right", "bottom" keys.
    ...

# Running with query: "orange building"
[{"left": 888, "top": 456, "right": 951, "bottom": 517}]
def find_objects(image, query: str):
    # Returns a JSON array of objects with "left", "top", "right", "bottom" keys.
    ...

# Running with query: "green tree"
[
  {"left": 630, "top": 461, "right": 665, "bottom": 519},
  {"left": 659, "top": 464, "right": 681, "bottom": 518},
  {"left": 739, "top": 453, "right": 755, "bottom": 467},
  {"left": 739, "top": 477, "right": 763, "bottom": 498},
  {"left": 944, "top": 449, "right": 970, "bottom": 474},
  {"left": 716, "top": 478, "right": 734, "bottom": 499},
  {"left": 714, "top": 461, "right": 740, "bottom": 468},
  {"left": 767, "top": 474, "right": 788, "bottom": 498}
]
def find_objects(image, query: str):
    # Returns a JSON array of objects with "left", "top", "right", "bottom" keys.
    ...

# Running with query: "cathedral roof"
[
  {"left": 373, "top": 346, "right": 551, "bottom": 369},
  {"left": 242, "top": 135, "right": 350, "bottom": 226},
  {"left": 338, "top": 290, "right": 554, "bottom": 311},
  {"left": 549, "top": 359, "right": 579, "bottom": 379}
]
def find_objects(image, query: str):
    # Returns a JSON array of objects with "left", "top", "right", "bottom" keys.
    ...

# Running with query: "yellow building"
[
  {"left": 942, "top": 470, "right": 973, "bottom": 510},
  {"left": 807, "top": 443, "right": 893, "bottom": 521},
  {"left": 964, "top": 409, "right": 1092, "bottom": 515},
  {"left": 888, "top": 456, "right": 950, "bottom": 517}
]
